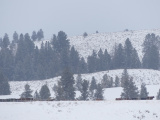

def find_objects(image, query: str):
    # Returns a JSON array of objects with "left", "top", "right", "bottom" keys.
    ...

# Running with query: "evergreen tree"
[
  {"left": 101, "top": 74, "right": 108, "bottom": 88},
  {"left": 75, "top": 74, "right": 83, "bottom": 91},
  {"left": 140, "top": 83, "right": 149, "bottom": 99},
  {"left": 112, "top": 44, "right": 125, "bottom": 69},
  {"left": 142, "top": 45, "right": 159, "bottom": 69},
  {"left": 94, "top": 83, "right": 104, "bottom": 100},
  {"left": 2, "top": 33, "right": 10, "bottom": 48},
  {"left": 80, "top": 80, "right": 89, "bottom": 100},
  {"left": 114, "top": 76, "right": 120, "bottom": 87},
  {"left": 55, "top": 81, "right": 64, "bottom": 100},
  {"left": 97, "top": 48, "right": 103, "bottom": 71},
  {"left": 83, "top": 32, "right": 88, "bottom": 38},
  {"left": 89, "top": 77, "right": 97, "bottom": 98},
  {"left": 13, "top": 31, "right": 19, "bottom": 43},
  {"left": 37, "top": 29, "right": 44, "bottom": 41},
  {"left": 39, "top": 84, "right": 51, "bottom": 100},
  {"left": 89, "top": 77, "right": 97, "bottom": 91},
  {"left": 0, "top": 71, "right": 11, "bottom": 95},
  {"left": 131, "top": 49, "right": 141, "bottom": 68},
  {"left": 87, "top": 50, "right": 97, "bottom": 73},
  {"left": 121, "top": 69, "right": 129, "bottom": 87},
  {"left": 103, "top": 49, "right": 111, "bottom": 70},
  {"left": 33, "top": 90, "right": 40, "bottom": 100},
  {"left": 70, "top": 46, "right": 80, "bottom": 73},
  {"left": 78, "top": 57, "right": 87, "bottom": 74},
  {"left": 31, "top": 31, "right": 37, "bottom": 41},
  {"left": 60, "top": 69, "right": 75, "bottom": 100},
  {"left": 124, "top": 38, "right": 133, "bottom": 68},
  {"left": 0, "top": 37, "right": 2, "bottom": 47},
  {"left": 121, "top": 77, "right": 139, "bottom": 99},
  {"left": 156, "top": 89, "right": 160, "bottom": 100},
  {"left": 21, "top": 84, "right": 32, "bottom": 98}
]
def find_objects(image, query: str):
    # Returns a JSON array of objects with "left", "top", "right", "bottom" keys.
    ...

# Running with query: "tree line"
[{"left": 0, "top": 30, "right": 160, "bottom": 81}]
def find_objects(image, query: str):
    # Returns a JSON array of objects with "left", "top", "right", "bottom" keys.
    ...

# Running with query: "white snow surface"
[{"left": 0, "top": 101, "right": 160, "bottom": 120}]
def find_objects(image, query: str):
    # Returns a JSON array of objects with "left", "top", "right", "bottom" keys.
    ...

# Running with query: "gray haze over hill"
[{"left": 0, "top": 0, "right": 160, "bottom": 38}]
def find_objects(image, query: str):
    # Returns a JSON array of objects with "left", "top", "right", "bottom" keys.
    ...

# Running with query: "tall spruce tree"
[
  {"left": 0, "top": 71, "right": 11, "bottom": 95},
  {"left": 156, "top": 89, "right": 160, "bottom": 100},
  {"left": 39, "top": 84, "right": 51, "bottom": 100},
  {"left": 21, "top": 84, "right": 32, "bottom": 98},
  {"left": 114, "top": 76, "right": 120, "bottom": 87},
  {"left": 142, "top": 33, "right": 159, "bottom": 69},
  {"left": 87, "top": 50, "right": 97, "bottom": 73},
  {"left": 78, "top": 57, "right": 87, "bottom": 74},
  {"left": 2, "top": 33, "right": 10, "bottom": 48},
  {"left": 70, "top": 46, "right": 80, "bottom": 73},
  {"left": 75, "top": 74, "right": 83, "bottom": 91},
  {"left": 101, "top": 74, "right": 108, "bottom": 88},
  {"left": 121, "top": 77, "right": 139, "bottom": 99},
  {"left": 60, "top": 69, "right": 75, "bottom": 100},
  {"left": 113, "top": 44, "right": 125, "bottom": 69},
  {"left": 140, "top": 83, "right": 149, "bottom": 99},
  {"left": 131, "top": 49, "right": 141, "bottom": 68},
  {"left": 55, "top": 81, "right": 64, "bottom": 100},
  {"left": 37, "top": 29, "right": 44, "bottom": 41},
  {"left": 142, "top": 45, "right": 159, "bottom": 69},
  {"left": 33, "top": 90, "right": 40, "bottom": 100},
  {"left": 13, "top": 31, "right": 19, "bottom": 43},
  {"left": 80, "top": 80, "right": 89, "bottom": 100},
  {"left": 121, "top": 69, "right": 129, "bottom": 87},
  {"left": 124, "top": 38, "right": 133, "bottom": 68},
  {"left": 31, "top": 31, "right": 37, "bottom": 41},
  {"left": 94, "top": 83, "right": 104, "bottom": 100},
  {"left": 89, "top": 77, "right": 97, "bottom": 98}
]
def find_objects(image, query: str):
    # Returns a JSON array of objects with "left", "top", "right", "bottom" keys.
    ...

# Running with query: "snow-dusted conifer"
[
  {"left": 21, "top": 84, "right": 32, "bottom": 98},
  {"left": 94, "top": 83, "right": 104, "bottom": 100},
  {"left": 33, "top": 90, "right": 40, "bottom": 100},
  {"left": 140, "top": 83, "right": 149, "bottom": 99},
  {"left": 80, "top": 80, "right": 89, "bottom": 100},
  {"left": 75, "top": 74, "right": 83, "bottom": 91},
  {"left": 121, "top": 77, "right": 139, "bottom": 99},
  {"left": 114, "top": 76, "right": 120, "bottom": 87},
  {"left": 39, "top": 84, "right": 51, "bottom": 100},
  {"left": 156, "top": 89, "right": 160, "bottom": 100}
]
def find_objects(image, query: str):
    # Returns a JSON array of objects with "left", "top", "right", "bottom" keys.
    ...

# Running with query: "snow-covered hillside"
[
  {"left": 69, "top": 29, "right": 160, "bottom": 60},
  {"left": 1, "top": 69, "right": 160, "bottom": 100},
  {"left": 0, "top": 101, "right": 160, "bottom": 120},
  {"left": 34, "top": 29, "right": 160, "bottom": 61}
]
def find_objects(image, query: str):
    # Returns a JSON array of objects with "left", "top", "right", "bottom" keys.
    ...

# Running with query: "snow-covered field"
[
  {"left": 1, "top": 29, "right": 160, "bottom": 120},
  {"left": 0, "top": 101, "right": 160, "bottom": 120}
]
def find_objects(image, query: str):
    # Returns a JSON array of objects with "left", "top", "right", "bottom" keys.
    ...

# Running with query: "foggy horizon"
[{"left": 1, "top": 0, "right": 160, "bottom": 39}]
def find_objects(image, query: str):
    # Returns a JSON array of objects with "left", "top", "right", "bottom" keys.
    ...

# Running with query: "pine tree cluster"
[{"left": 0, "top": 31, "right": 160, "bottom": 82}]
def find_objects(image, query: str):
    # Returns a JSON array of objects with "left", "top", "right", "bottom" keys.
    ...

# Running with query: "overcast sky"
[{"left": 0, "top": 0, "right": 160, "bottom": 39}]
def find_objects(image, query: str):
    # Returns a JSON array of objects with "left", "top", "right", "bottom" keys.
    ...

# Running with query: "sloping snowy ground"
[
  {"left": 34, "top": 29, "right": 160, "bottom": 61},
  {"left": 69, "top": 29, "right": 160, "bottom": 60},
  {"left": 0, "top": 101, "right": 160, "bottom": 120},
  {"left": 0, "top": 69, "right": 160, "bottom": 100}
]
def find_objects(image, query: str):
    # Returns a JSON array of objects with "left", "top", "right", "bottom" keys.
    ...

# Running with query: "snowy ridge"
[
  {"left": 4, "top": 69, "right": 160, "bottom": 99},
  {"left": 0, "top": 101, "right": 160, "bottom": 120},
  {"left": 69, "top": 29, "right": 160, "bottom": 60},
  {"left": 34, "top": 29, "right": 160, "bottom": 60}
]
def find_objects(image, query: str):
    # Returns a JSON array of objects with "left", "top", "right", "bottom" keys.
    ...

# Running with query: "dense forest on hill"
[{"left": 0, "top": 29, "right": 160, "bottom": 81}]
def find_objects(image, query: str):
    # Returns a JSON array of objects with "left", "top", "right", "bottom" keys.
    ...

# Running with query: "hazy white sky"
[{"left": 0, "top": 0, "right": 160, "bottom": 39}]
